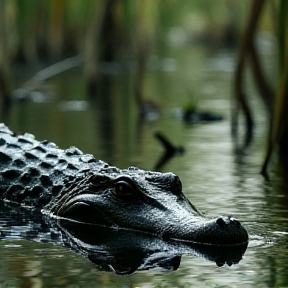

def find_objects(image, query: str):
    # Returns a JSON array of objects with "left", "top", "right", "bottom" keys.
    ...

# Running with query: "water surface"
[{"left": 1, "top": 45, "right": 288, "bottom": 287}]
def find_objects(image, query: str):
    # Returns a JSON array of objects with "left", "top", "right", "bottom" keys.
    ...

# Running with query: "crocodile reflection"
[{"left": 0, "top": 203, "right": 247, "bottom": 275}]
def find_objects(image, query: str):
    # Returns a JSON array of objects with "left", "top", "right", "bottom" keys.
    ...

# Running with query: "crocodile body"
[{"left": 0, "top": 123, "right": 248, "bottom": 245}]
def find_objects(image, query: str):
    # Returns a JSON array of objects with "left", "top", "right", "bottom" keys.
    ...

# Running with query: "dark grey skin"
[{"left": 0, "top": 123, "right": 248, "bottom": 245}]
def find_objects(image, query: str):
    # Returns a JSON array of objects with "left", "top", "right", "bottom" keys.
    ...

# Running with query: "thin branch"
[{"left": 13, "top": 55, "right": 83, "bottom": 98}]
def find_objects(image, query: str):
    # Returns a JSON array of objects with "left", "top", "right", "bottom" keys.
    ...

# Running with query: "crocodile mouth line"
[{"left": 55, "top": 196, "right": 249, "bottom": 246}]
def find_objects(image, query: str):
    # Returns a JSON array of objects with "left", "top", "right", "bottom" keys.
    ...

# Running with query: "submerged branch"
[
  {"left": 261, "top": 0, "right": 288, "bottom": 176},
  {"left": 249, "top": 41, "right": 275, "bottom": 117},
  {"left": 261, "top": 63, "right": 288, "bottom": 177},
  {"left": 232, "top": 0, "right": 266, "bottom": 146}
]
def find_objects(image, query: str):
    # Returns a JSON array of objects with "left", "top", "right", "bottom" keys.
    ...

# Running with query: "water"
[{"left": 1, "top": 45, "right": 288, "bottom": 287}]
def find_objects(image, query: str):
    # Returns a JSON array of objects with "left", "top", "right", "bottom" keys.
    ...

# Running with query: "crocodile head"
[{"left": 46, "top": 165, "right": 248, "bottom": 246}]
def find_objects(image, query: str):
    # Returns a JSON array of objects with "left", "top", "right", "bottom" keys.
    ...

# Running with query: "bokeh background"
[{"left": 1, "top": 1, "right": 288, "bottom": 287}]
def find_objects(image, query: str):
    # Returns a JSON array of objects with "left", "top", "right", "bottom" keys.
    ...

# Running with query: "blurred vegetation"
[
  {"left": 0, "top": 0, "right": 247, "bottom": 98},
  {"left": 0, "top": 0, "right": 287, "bottom": 175},
  {"left": 231, "top": 0, "right": 288, "bottom": 177}
]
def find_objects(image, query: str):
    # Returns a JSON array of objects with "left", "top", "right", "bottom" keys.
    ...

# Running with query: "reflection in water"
[
  {"left": 60, "top": 220, "right": 248, "bottom": 274},
  {"left": 154, "top": 132, "right": 185, "bottom": 171},
  {"left": 0, "top": 202, "right": 247, "bottom": 276}
]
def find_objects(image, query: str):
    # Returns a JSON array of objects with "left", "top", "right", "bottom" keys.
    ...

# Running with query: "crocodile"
[{"left": 0, "top": 123, "right": 248, "bottom": 246}]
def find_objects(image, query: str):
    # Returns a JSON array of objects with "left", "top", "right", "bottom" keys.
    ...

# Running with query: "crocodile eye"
[{"left": 114, "top": 180, "right": 134, "bottom": 197}]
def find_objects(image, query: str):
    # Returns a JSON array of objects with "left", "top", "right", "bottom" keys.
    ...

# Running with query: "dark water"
[{"left": 1, "top": 45, "right": 288, "bottom": 287}]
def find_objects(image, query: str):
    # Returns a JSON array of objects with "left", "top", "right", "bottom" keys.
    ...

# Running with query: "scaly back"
[{"left": 0, "top": 124, "right": 104, "bottom": 208}]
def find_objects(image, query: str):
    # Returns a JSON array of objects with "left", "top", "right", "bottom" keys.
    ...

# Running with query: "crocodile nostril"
[
  {"left": 216, "top": 217, "right": 227, "bottom": 227},
  {"left": 230, "top": 217, "right": 241, "bottom": 229},
  {"left": 216, "top": 216, "right": 242, "bottom": 229}
]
